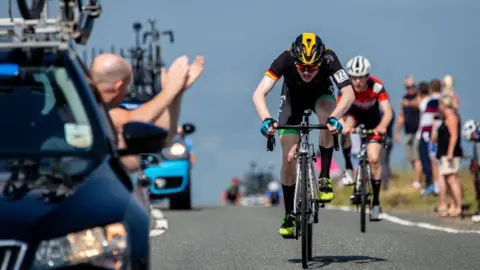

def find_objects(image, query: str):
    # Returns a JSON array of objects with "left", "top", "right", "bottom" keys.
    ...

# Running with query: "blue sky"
[{"left": 3, "top": 0, "right": 480, "bottom": 205}]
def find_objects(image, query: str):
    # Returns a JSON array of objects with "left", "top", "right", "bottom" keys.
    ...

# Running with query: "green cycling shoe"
[
  {"left": 279, "top": 214, "right": 296, "bottom": 238},
  {"left": 319, "top": 177, "right": 335, "bottom": 202}
]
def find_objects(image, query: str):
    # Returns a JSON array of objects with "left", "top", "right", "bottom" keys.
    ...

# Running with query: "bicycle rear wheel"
[
  {"left": 300, "top": 155, "right": 309, "bottom": 269},
  {"left": 17, "top": 0, "right": 46, "bottom": 19}
]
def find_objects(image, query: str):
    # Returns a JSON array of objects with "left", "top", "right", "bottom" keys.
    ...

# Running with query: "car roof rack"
[{"left": 0, "top": 2, "right": 73, "bottom": 50}]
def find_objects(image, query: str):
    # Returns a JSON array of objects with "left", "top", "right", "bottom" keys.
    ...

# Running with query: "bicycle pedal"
[{"left": 281, "top": 234, "right": 296, "bottom": 239}]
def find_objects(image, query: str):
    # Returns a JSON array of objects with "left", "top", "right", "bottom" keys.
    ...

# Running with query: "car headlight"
[
  {"left": 33, "top": 223, "right": 127, "bottom": 269},
  {"left": 169, "top": 143, "right": 186, "bottom": 157}
]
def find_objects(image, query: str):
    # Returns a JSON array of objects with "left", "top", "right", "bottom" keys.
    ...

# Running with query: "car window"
[
  {"left": 76, "top": 56, "right": 118, "bottom": 147},
  {"left": 0, "top": 66, "right": 94, "bottom": 154}
]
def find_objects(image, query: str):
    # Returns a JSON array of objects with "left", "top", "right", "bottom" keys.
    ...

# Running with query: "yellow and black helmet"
[{"left": 290, "top": 32, "right": 325, "bottom": 66}]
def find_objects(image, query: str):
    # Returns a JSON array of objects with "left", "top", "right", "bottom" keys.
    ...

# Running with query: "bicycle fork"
[{"left": 293, "top": 154, "right": 320, "bottom": 225}]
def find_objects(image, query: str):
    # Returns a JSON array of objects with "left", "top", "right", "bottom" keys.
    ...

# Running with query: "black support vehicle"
[{"left": 0, "top": 14, "right": 163, "bottom": 270}]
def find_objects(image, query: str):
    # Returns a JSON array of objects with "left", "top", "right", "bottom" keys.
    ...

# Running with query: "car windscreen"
[{"left": 0, "top": 66, "right": 94, "bottom": 155}]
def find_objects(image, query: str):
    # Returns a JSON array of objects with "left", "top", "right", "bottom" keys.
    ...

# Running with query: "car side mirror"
[
  {"left": 182, "top": 123, "right": 196, "bottom": 135},
  {"left": 118, "top": 121, "right": 168, "bottom": 156}
]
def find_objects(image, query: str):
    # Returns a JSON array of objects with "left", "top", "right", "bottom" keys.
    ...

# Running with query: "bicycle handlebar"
[
  {"left": 266, "top": 124, "right": 339, "bottom": 152},
  {"left": 351, "top": 126, "right": 388, "bottom": 149},
  {"left": 351, "top": 127, "right": 375, "bottom": 135}
]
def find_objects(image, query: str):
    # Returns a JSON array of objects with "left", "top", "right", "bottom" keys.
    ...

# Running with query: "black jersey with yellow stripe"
[{"left": 265, "top": 49, "right": 351, "bottom": 93}]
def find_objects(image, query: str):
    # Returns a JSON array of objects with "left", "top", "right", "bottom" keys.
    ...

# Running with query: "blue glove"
[
  {"left": 327, "top": 117, "right": 343, "bottom": 133},
  {"left": 261, "top": 118, "right": 276, "bottom": 136}
]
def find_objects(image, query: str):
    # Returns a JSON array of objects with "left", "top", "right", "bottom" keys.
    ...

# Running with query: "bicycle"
[
  {"left": 469, "top": 140, "right": 480, "bottom": 218},
  {"left": 349, "top": 124, "right": 386, "bottom": 233},
  {"left": 266, "top": 109, "right": 339, "bottom": 269},
  {"left": 124, "top": 20, "right": 174, "bottom": 103},
  {"left": 15, "top": 0, "right": 101, "bottom": 45}
]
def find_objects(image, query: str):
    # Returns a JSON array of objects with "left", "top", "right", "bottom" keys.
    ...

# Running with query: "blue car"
[{"left": 142, "top": 123, "right": 195, "bottom": 210}]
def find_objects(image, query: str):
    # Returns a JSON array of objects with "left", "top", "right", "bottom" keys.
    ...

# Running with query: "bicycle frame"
[
  {"left": 354, "top": 127, "right": 372, "bottom": 197},
  {"left": 266, "top": 109, "right": 339, "bottom": 268},
  {"left": 471, "top": 141, "right": 480, "bottom": 204},
  {"left": 292, "top": 118, "right": 320, "bottom": 218}
]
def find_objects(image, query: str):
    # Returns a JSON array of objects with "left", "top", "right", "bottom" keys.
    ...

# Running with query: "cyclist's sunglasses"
[{"left": 295, "top": 64, "right": 318, "bottom": 72}]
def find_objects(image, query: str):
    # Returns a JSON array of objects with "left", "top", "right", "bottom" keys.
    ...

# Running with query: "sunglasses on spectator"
[
  {"left": 405, "top": 85, "right": 415, "bottom": 90},
  {"left": 296, "top": 64, "right": 318, "bottom": 72}
]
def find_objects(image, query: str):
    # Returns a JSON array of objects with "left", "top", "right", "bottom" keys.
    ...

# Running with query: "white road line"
[
  {"left": 149, "top": 208, "right": 168, "bottom": 238},
  {"left": 151, "top": 208, "right": 165, "bottom": 219},
  {"left": 155, "top": 219, "right": 169, "bottom": 230},
  {"left": 325, "top": 205, "right": 480, "bottom": 235},
  {"left": 149, "top": 229, "right": 166, "bottom": 237}
]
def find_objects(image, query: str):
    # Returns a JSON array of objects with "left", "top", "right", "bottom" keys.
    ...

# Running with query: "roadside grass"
[{"left": 330, "top": 169, "right": 478, "bottom": 214}]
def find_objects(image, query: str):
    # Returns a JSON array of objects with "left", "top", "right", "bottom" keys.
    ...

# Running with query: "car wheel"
[{"left": 170, "top": 174, "right": 192, "bottom": 210}]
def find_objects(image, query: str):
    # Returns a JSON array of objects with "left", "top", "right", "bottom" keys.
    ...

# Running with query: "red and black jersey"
[
  {"left": 337, "top": 76, "right": 389, "bottom": 111},
  {"left": 264, "top": 48, "right": 351, "bottom": 94}
]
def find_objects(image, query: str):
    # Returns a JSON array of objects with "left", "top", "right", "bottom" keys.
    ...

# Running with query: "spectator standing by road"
[
  {"left": 433, "top": 94, "right": 463, "bottom": 217},
  {"left": 176, "top": 125, "right": 196, "bottom": 167},
  {"left": 442, "top": 74, "right": 460, "bottom": 107},
  {"left": 396, "top": 75, "right": 422, "bottom": 190},
  {"left": 420, "top": 79, "right": 442, "bottom": 195},
  {"left": 411, "top": 82, "right": 434, "bottom": 194},
  {"left": 380, "top": 109, "right": 395, "bottom": 190}
]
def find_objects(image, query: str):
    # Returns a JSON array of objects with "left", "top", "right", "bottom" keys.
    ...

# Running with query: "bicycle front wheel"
[
  {"left": 17, "top": 0, "right": 46, "bottom": 19},
  {"left": 307, "top": 223, "right": 313, "bottom": 261},
  {"left": 300, "top": 155, "right": 309, "bottom": 269},
  {"left": 359, "top": 163, "right": 367, "bottom": 233}
]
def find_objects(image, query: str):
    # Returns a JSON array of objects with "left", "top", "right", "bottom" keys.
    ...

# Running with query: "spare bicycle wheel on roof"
[
  {"left": 74, "top": 0, "right": 102, "bottom": 45},
  {"left": 17, "top": 0, "right": 46, "bottom": 19}
]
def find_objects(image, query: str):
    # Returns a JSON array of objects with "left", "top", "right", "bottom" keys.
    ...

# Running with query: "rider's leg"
[
  {"left": 342, "top": 134, "right": 353, "bottom": 170},
  {"left": 367, "top": 140, "right": 383, "bottom": 206},
  {"left": 278, "top": 132, "right": 298, "bottom": 237},
  {"left": 315, "top": 95, "right": 336, "bottom": 202},
  {"left": 280, "top": 133, "right": 299, "bottom": 215},
  {"left": 276, "top": 87, "right": 301, "bottom": 237}
]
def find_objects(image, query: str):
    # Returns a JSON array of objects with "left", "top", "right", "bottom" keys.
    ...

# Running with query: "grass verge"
[{"left": 330, "top": 169, "right": 478, "bottom": 214}]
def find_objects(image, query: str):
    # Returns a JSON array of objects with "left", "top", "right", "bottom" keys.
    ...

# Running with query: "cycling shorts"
[
  {"left": 276, "top": 83, "right": 335, "bottom": 135},
  {"left": 345, "top": 106, "right": 383, "bottom": 143}
]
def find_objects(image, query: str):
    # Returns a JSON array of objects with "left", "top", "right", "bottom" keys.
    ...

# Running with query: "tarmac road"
[{"left": 149, "top": 205, "right": 480, "bottom": 270}]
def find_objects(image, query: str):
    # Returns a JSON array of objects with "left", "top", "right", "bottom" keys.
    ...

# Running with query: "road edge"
[{"left": 325, "top": 205, "right": 480, "bottom": 234}]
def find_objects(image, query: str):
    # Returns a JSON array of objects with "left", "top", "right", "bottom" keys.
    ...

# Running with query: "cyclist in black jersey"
[{"left": 252, "top": 32, "right": 355, "bottom": 238}]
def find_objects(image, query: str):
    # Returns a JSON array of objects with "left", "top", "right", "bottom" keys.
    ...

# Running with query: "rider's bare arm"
[
  {"left": 253, "top": 76, "right": 277, "bottom": 120},
  {"left": 331, "top": 85, "right": 355, "bottom": 119},
  {"left": 378, "top": 100, "right": 393, "bottom": 130},
  {"left": 253, "top": 51, "right": 290, "bottom": 121},
  {"left": 323, "top": 49, "right": 355, "bottom": 119}
]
